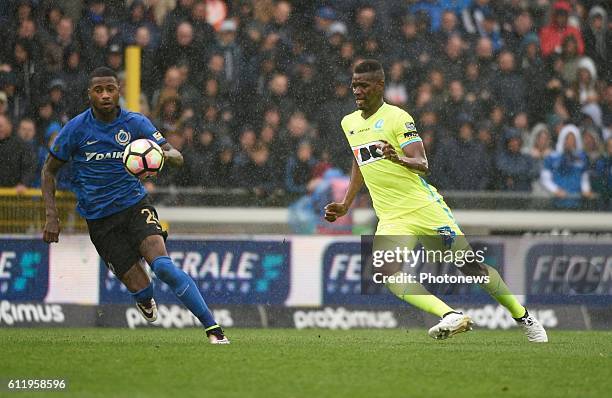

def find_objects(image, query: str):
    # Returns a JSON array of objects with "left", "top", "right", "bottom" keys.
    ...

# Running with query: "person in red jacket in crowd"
[{"left": 539, "top": 1, "right": 584, "bottom": 57}]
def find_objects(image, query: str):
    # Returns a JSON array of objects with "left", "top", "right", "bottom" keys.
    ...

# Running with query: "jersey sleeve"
[
  {"left": 137, "top": 115, "right": 167, "bottom": 146},
  {"left": 49, "top": 123, "right": 76, "bottom": 161},
  {"left": 394, "top": 111, "right": 421, "bottom": 149}
]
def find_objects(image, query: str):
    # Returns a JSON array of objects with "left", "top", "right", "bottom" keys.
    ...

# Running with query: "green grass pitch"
[{"left": 0, "top": 328, "right": 610, "bottom": 398}]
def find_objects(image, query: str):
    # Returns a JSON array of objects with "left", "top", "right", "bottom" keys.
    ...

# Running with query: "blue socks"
[
  {"left": 130, "top": 283, "right": 154, "bottom": 303},
  {"left": 150, "top": 256, "right": 218, "bottom": 329}
]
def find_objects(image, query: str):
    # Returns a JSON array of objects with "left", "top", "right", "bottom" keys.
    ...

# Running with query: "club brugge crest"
[{"left": 115, "top": 129, "right": 131, "bottom": 146}]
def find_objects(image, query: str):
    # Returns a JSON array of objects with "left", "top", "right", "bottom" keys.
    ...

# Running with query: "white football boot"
[
  {"left": 428, "top": 312, "right": 474, "bottom": 340},
  {"left": 515, "top": 311, "right": 548, "bottom": 343}
]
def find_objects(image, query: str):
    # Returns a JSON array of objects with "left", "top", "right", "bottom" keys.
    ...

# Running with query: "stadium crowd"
[{"left": 0, "top": 0, "right": 610, "bottom": 209}]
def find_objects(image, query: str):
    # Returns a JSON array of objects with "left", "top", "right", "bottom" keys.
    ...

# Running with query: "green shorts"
[{"left": 374, "top": 200, "right": 469, "bottom": 252}]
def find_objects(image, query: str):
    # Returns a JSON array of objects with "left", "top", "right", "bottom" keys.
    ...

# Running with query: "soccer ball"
[{"left": 122, "top": 139, "right": 164, "bottom": 178}]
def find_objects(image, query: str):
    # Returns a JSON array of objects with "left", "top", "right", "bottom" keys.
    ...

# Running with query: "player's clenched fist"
[
  {"left": 43, "top": 217, "right": 60, "bottom": 243},
  {"left": 377, "top": 140, "right": 400, "bottom": 163},
  {"left": 324, "top": 202, "right": 348, "bottom": 222}
]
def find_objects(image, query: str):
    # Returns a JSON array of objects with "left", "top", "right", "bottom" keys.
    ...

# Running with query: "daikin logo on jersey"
[
  {"left": 99, "top": 240, "right": 291, "bottom": 305},
  {"left": 85, "top": 151, "right": 124, "bottom": 161}
]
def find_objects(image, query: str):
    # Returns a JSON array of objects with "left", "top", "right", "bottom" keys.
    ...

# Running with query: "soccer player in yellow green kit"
[{"left": 325, "top": 59, "right": 548, "bottom": 342}]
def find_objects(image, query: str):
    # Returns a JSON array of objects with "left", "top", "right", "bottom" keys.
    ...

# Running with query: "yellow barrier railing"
[{"left": 0, "top": 188, "right": 87, "bottom": 234}]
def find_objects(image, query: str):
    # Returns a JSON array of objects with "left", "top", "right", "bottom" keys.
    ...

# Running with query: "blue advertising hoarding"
[
  {"left": 322, "top": 239, "right": 505, "bottom": 306},
  {"left": 526, "top": 243, "right": 612, "bottom": 304},
  {"left": 99, "top": 239, "right": 291, "bottom": 304},
  {"left": 0, "top": 239, "right": 49, "bottom": 301}
]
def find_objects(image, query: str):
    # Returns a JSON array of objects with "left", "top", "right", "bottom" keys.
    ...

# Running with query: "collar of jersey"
[
  {"left": 88, "top": 107, "right": 125, "bottom": 127},
  {"left": 360, "top": 102, "right": 387, "bottom": 121}
]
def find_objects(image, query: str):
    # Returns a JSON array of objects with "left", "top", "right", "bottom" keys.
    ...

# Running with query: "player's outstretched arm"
[
  {"left": 161, "top": 143, "right": 184, "bottom": 168},
  {"left": 379, "top": 140, "right": 429, "bottom": 175},
  {"left": 41, "top": 154, "right": 66, "bottom": 243},
  {"left": 324, "top": 158, "right": 364, "bottom": 222}
]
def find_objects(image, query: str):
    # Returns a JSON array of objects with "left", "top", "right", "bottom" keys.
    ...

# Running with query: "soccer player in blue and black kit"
[{"left": 41, "top": 67, "right": 229, "bottom": 344}]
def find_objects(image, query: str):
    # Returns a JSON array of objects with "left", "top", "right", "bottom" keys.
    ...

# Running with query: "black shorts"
[{"left": 87, "top": 196, "right": 167, "bottom": 279}]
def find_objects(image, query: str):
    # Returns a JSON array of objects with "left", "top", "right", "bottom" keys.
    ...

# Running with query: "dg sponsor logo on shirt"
[
  {"left": 0, "top": 239, "right": 49, "bottom": 302},
  {"left": 352, "top": 141, "right": 384, "bottom": 166},
  {"left": 99, "top": 239, "right": 291, "bottom": 305}
]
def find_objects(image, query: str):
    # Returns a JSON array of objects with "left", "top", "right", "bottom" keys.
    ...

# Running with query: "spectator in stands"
[
  {"left": 212, "top": 140, "right": 235, "bottom": 188},
  {"left": 58, "top": 45, "right": 88, "bottom": 117},
  {"left": 190, "top": 1, "right": 216, "bottom": 47},
  {"left": 491, "top": 51, "right": 525, "bottom": 118},
  {"left": 524, "top": 123, "right": 553, "bottom": 168},
  {"left": 575, "top": 57, "right": 598, "bottom": 106},
  {"left": 583, "top": 6, "right": 610, "bottom": 82},
  {"left": 54, "top": 17, "right": 76, "bottom": 51},
  {"left": 122, "top": 0, "right": 160, "bottom": 48},
  {"left": 214, "top": 20, "right": 243, "bottom": 96},
  {"left": 0, "top": 71, "right": 28, "bottom": 121},
  {"left": 496, "top": 128, "right": 539, "bottom": 191},
  {"left": 285, "top": 140, "right": 317, "bottom": 194},
  {"left": 77, "top": 0, "right": 116, "bottom": 49},
  {"left": 560, "top": 35, "right": 582, "bottom": 84},
  {"left": 10, "top": 38, "right": 44, "bottom": 112},
  {"left": 384, "top": 61, "right": 409, "bottom": 107},
  {"left": 539, "top": 1, "right": 584, "bottom": 58},
  {"left": 34, "top": 96, "right": 61, "bottom": 146},
  {"left": 440, "top": 80, "right": 474, "bottom": 132},
  {"left": 433, "top": 117, "right": 491, "bottom": 190},
  {"left": 182, "top": 126, "right": 217, "bottom": 187},
  {"left": 540, "top": 124, "right": 592, "bottom": 208},
  {"left": 106, "top": 43, "right": 123, "bottom": 73},
  {"left": 582, "top": 127, "right": 603, "bottom": 166},
  {"left": 593, "top": 137, "right": 612, "bottom": 209},
  {"left": 153, "top": 95, "right": 183, "bottom": 136},
  {"left": 278, "top": 111, "right": 316, "bottom": 155},
  {"left": 83, "top": 23, "right": 111, "bottom": 72},
  {"left": 0, "top": 113, "right": 35, "bottom": 192},
  {"left": 234, "top": 143, "right": 279, "bottom": 197},
  {"left": 504, "top": 10, "right": 534, "bottom": 55},
  {"left": 290, "top": 56, "right": 323, "bottom": 120},
  {"left": 159, "top": 21, "right": 205, "bottom": 83}
]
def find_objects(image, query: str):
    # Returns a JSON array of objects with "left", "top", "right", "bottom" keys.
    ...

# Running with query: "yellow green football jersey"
[{"left": 341, "top": 102, "right": 444, "bottom": 222}]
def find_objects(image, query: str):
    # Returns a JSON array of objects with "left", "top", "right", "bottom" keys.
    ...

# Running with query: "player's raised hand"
[
  {"left": 324, "top": 202, "right": 348, "bottom": 222},
  {"left": 43, "top": 217, "right": 60, "bottom": 243},
  {"left": 377, "top": 140, "right": 400, "bottom": 163}
]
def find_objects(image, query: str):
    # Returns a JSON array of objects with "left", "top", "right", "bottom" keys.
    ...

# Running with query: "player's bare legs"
[
  {"left": 121, "top": 261, "right": 151, "bottom": 291},
  {"left": 121, "top": 260, "right": 158, "bottom": 323},
  {"left": 139, "top": 235, "right": 229, "bottom": 344}
]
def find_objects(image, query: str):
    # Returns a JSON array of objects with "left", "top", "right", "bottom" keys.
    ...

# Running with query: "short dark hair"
[
  {"left": 353, "top": 59, "right": 385, "bottom": 81},
  {"left": 353, "top": 59, "right": 383, "bottom": 74},
  {"left": 89, "top": 67, "right": 118, "bottom": 85}
]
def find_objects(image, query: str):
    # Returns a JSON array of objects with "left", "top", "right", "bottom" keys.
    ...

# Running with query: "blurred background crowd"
[{"left": 0, "top": 0, "right": 610, "bottom": 209}]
